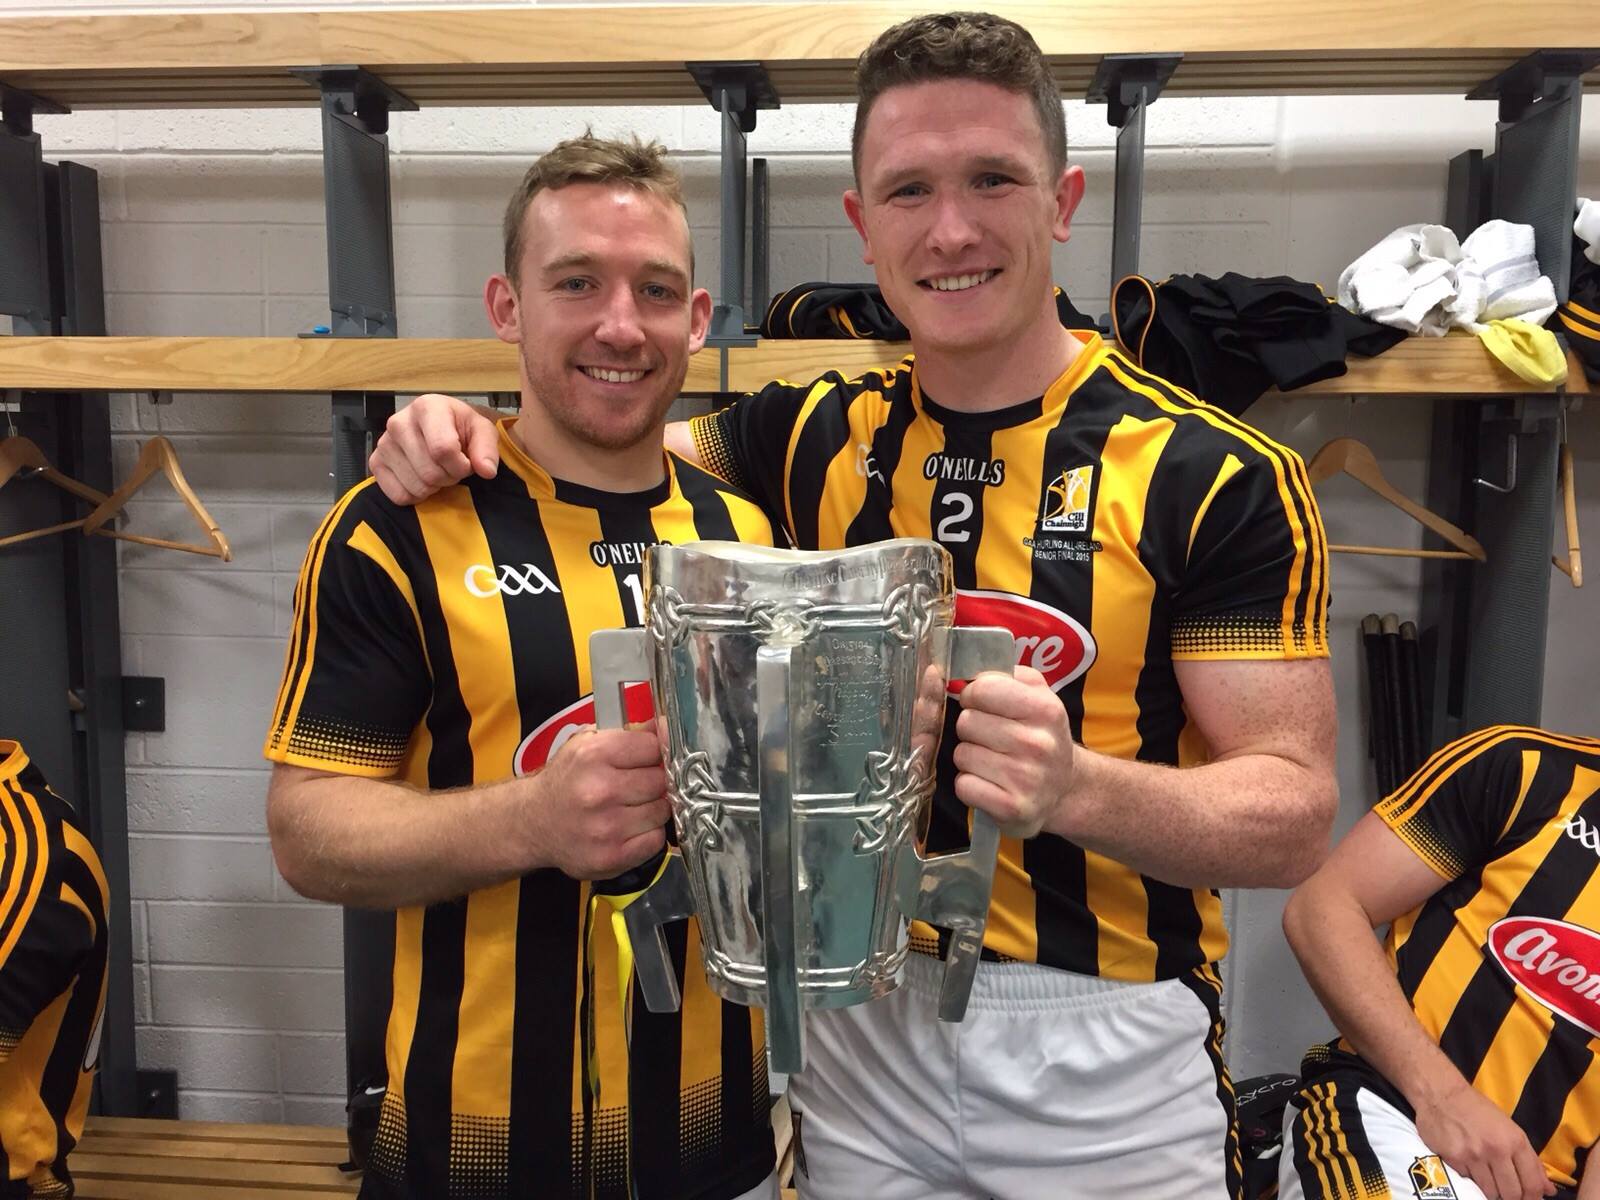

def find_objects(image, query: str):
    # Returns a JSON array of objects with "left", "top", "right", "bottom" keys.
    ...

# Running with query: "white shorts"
[
  {"left": 785, "top": 953, "right": 1238, "bottom": 1200},
  {"left": 1280, "top": 1077, "right": 1493, "bottom": 1200},
  {"left": 733, "top": 1173, "right": 781, "bottom": 1200}
]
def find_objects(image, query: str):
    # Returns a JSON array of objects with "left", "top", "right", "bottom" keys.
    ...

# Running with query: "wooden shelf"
[
  {"left": 0, "top": 334, "right": 1585, "bottom": 399},
  {"left": 1, "top": 3, "right": 1594, "bottom": 109},
  {"left": 74, "top": 1116, "right": 358, "bottom": 1199},
  {"left": 1272, "top": 335, "right": 1591, "bottom": 397}
]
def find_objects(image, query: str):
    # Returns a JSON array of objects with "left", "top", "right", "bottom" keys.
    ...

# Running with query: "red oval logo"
[
  {"left": 1487, "top": 915, "right": 1600, "bottom": 1038},
  {"left": 951, "top": 589, "right": 1096, "bottom": 694},
  {"left": 513, "top": 682, "right": 655, "bottom": 775}
]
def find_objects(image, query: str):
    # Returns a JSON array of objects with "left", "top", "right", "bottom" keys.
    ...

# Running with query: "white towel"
[
  {"left": 1339, "top": 219, "right": 1557, "bottom": 333},
  {"left": 1576, "top": 197, "right": 1600, "bottom": 265},
  {"left": 1461, "top": 219, "right": 1557, "bottom": 329},
  {"left": 1337, "top": 224, "right": 1465, "bottom": 335}
]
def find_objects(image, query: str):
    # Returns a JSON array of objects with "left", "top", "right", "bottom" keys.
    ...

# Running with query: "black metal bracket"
[
  {"left": 121, "top": 676, "right": 166, "bottom": 732},
  {"left": 294, "top": 68, "right": 412, "bottom": 342},
  {"left": 0, "top": 83, "right": 69, "bottom": 137},
  {"left": 1467, "top": 50, "right": 1599, "bottom": 125},
  {"left": 1086, "top": 53, "right": 1182, "bottom": 129},
  {"left": 690, "top": 64, "right": 778, "bottom": 347},
  {"left": 686, "top": 62, "right": 780, "bottom": 134},
  {"left": 289, "top": 66, "right": 418, "bottom": 135},
  {"left": 135, "top": 1068, "right": 178, "bottom": 1119}
]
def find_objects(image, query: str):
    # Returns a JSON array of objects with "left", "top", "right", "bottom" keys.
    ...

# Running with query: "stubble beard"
[{"left": 520, "top": 342, "right": 686, "bottom": 454}]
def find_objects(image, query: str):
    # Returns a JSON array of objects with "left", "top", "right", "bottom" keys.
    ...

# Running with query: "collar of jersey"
[
  {"left": 912, "top": 330, "right": 1105, "bottom": 430},
  {"left": 0, "top": 739, "right": 27, "bottom": 784},
  {"left": 494, "top": 417, "right": 674, "bottom": 510}
]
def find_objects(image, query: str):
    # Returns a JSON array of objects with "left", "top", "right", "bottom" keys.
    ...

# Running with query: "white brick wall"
[{"left": 13, "top": 87, "right": 1598, "bottom": 1117}]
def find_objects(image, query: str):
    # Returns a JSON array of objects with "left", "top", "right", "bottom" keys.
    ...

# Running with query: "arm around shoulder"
[{"left": 367, "top": 392, "right": 504, "bottom": 505}]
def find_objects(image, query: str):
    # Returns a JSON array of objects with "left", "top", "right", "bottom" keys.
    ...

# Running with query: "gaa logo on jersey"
[
  {"left": 513, "top": 682, "right": 655, "bottom": 774},
  {"left": 1040, "top": 465, "right": 1094, "bottom": 533},
  {"left": 951, "top": 589, "right": 1096, "bottom": 694},
  {"left": 1409, "top": 1155, "right": 1457, "bottom": 1199},
  {"left": 1487, "top": 915, "right": 1600, "bottom": 1037},
  {"left": 464, "top": 562, "right": 561, "bottom": 598}
]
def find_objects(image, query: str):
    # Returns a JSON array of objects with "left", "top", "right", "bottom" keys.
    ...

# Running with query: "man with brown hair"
[
  {"left": 264, "top": 133, "right": 780, "bottom": 1200},
  {"left": 367, "top": 14, "right": 1338, "bottom": 1197}
]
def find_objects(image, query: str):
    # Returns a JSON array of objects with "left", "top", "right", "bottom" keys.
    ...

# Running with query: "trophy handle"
[
  {"left": 916, "top": 626, "right": 1014, "bottom": 1022},
  {"left": 756, "top": 642, "right": 805, "bottom": 1075},
  {"left": 587, "top": 627, "right": 690, "bottom": 1014},
  {"left": 618, "top": 854, "right": 697, "bottom": 1013}
]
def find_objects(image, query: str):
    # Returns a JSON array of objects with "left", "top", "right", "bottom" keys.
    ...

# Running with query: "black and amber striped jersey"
[
  {"left": 690, "top": 330, "right": 1329, "bottom": 982},
  {"left": 1, "top": 741, "right": 109, "bottom": 1200},
  {"left": 1364, "top": 725, "right": 1600, "bottom": 1186},
  {"left": 264, "top": 420, "right": 777, "bottom": 1200}
]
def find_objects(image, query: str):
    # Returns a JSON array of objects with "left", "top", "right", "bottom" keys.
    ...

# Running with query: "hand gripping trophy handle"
[
  {"left": 588, "top": 628, "right": 696, "bottom": 1016},
  {"left": 921, "top": 627, "right": 1015, "bottom": 1021}
]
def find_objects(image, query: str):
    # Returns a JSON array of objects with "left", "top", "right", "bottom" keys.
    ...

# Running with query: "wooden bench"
[
  {"left": 72, "top": 1117, "right": 359, "bottom": 1199},
  {"left": 73, "top": 1110, "right": 797, "bottom": 1198}
]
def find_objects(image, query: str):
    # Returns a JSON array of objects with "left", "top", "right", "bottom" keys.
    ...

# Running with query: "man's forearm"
[
  {"left": 1284, "top": 881, "right": 1473, "bottom": 1114},
  {"left": 1044, "top": 747, "right": 1335, "bottom": 888},
  {"left": 268, "top": 768, "right": 539, "bottom": 909}
]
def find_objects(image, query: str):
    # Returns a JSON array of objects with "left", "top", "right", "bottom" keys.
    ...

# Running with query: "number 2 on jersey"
[{"left": 936, "top": 493, "right": 974, "bottom": 543}]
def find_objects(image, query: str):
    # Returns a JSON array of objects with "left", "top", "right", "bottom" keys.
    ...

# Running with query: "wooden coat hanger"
[
  {"left": 1306, "top": 437, "right": 1487, "bottom": 562},
  {"left": 80, "top": 436, "right": 232, "bottom": 561},
  {"left": 1553, "top": 437, "right": 1582, "bottom": 587},
  {"left": 0, "top": 435, "right": 114, "bottom": 549}
]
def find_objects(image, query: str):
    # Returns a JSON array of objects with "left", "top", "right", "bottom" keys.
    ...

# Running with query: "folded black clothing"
[
  {"left": 1112, "top": 271, "right": 1407, "bottom": 416},
  {"left": 1552, "top": 229, "right": 1600, "bottom": 385},
  {"left": 760, "top": 282, "right": 1103, "bottom": 340}
]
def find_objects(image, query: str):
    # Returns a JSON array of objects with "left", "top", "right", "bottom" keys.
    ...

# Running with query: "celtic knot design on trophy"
[
  {"left": 882, "top": 581, "right": 942, "bottom": 645},
  {"left": 747, "top": 599, "right": 821, "bottom": 644},
  {"left": 647, "top": 583, "right": 689, "bottom": 649},
  {"left": 847, "top": 942, "right": 911, "bottom": 993},
  {"left": 851, "top": 749, "right": 930, "bottom": 854},
  {"left": 668, "top": 751, "right": 722, "bottom": 854}
]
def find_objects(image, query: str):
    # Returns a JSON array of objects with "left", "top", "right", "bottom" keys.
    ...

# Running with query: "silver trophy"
[{"left": 591, "top": 539, "right": 1012, "bottom": 1072}]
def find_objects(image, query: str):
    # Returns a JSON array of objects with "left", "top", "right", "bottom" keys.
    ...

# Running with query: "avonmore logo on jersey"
[
  {"left": 1487, "top": 916, "right": 1600, "bottom": 1038},
  {"left": 513, "top": 682, "right": 654, "bottom": 774},
  {"left": 951, "top": 590, "right": 1096, "bottom": 695}
]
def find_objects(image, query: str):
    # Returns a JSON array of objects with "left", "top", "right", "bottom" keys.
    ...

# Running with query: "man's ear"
[
  {"left": 687, "top": 286, "right": 713, "bottom": 354},
  {"left": 843, "top": 189, "right": 875, "bottom": 266},
  {"left": 485, "top": 274, "right": 521, "bottom": 343},
  {"left": 1052, "top": 164, "right": 1087, "bottom": 245}
]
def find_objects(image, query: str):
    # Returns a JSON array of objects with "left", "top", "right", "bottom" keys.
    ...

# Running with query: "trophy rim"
[{"left": 651, "top": 537, "right": 948, "bottom": 566}]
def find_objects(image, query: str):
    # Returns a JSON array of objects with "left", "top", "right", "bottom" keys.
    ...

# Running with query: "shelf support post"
[
  {"left": 689, "top": 63, "right": 779, "bottom": 351},
  {"left": 1419, "top": 50, "right": 1596, "bottom": 744},
  {"left": 1087, "top": 54, "right": 1181, "bottom": 309},
  {"left": 294, "top": 64, "right": 418, "bottom": 1169},
  {"left": 0, "top": 87, "right": 137, "bottom": 1116}
]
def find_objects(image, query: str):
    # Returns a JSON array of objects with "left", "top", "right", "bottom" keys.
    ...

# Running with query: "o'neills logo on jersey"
[
  {"left": 513, "top": 682, "right": 655, "bottom": 774},
  {"left": 1487, "top": 915, "right": 1600, "bottom": 1037},
  {"left": 1041, "top": 465, "right": 1094, "bottom": 533},
  {"left": 464, "top": 563, "right": 561, "bottom": 598},
  {"left": 951, "top": 589, "right": 1096, "bottom": 694},
  {"left": 589, "top": 540, "right": 659, "bottom": 568},
  {"left": 922, "top": 453, "right": 1005, "bottom": 486}
]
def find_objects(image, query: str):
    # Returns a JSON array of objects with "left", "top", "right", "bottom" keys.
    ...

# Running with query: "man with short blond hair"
[{"left": 265, "top": 133, "right": 780, "bottom": 1200}]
